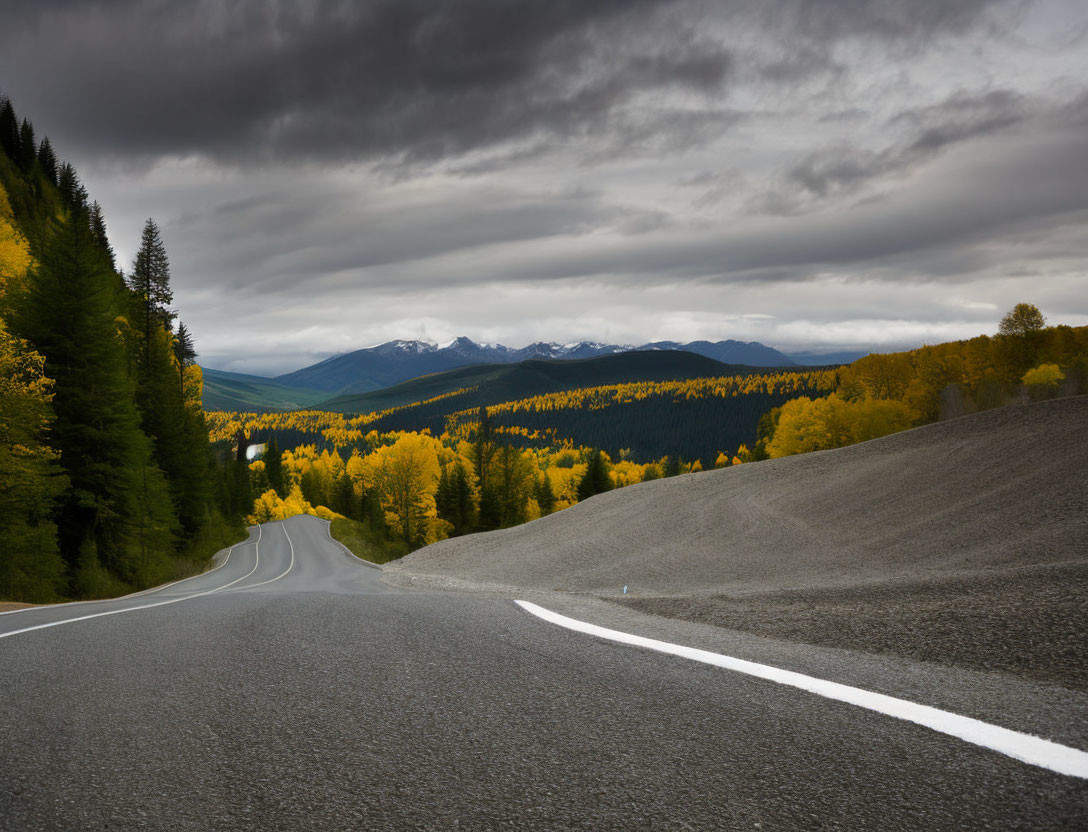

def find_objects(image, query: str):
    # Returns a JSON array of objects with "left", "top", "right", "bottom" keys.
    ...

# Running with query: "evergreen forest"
[{"left": 0, "top": 96, "right": 250, "bottom": 602}]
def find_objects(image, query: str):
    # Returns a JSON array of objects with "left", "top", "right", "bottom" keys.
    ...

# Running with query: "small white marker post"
[{"left": 623, "top": 585, "right": 628, "bottom": 594}]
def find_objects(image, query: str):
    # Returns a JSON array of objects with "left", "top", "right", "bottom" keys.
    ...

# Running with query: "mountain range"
[
  {"left": 273, "top": 337, "right": 800, "bottom": 395},
  {"left": 202, "top": 337, "right": 865, "bottom": 412}
]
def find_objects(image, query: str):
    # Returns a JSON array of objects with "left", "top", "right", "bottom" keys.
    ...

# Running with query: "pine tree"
[
  {"left": 88, "top": 201, "right": 114, "bottom": 268},
  {"left": 57, "top": 164, "right": 86, "bottom": 211},
  {"left": 17, "top": 118, "right": 35, "bottom": 171},
  {"left": 10, "top": 209, "right": 177, "bottom": 588},
  {"left": 130, "top": 219, "right": 174, "bottom": 368},
  {"left": 535, "top": 473, "right": 556, "bottom": 516},
  {"left": 494, "top": 444, "right": 534, "bottom": 527},
  {"left": 135, "top": 322, "right": 209, "bottom": 538},
  {"left": 0, "top": 98, "right": 18, "bottom": 160},
  {"left": 577, "top": 450, "right": 612, "bottom": 501},
  {"left": 36, "top": 137, "right": 58, "bottom": 186},
  {"left": 173, "top": 320, "right": 197, "bottom": 401},
  {"left": 264, "top": 434, "right": 284, "bottom": 497},
  {"left": 436, "top": 462, "right": 474, "bottom": 534},
  {"left": 471, "top": 406, "right": 496, "bottom": 491}
]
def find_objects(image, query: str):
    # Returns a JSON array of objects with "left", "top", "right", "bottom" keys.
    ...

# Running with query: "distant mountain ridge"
[
  {"left": 316, "top": 349, "right": 752, "bottom": 415},
  {"left": 271, "top": 336, "right": 798, "bottom": 395}
]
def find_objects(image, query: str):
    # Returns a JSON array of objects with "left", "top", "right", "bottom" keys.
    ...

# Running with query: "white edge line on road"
[
  {"left": 0, "top": 525, "right": 260, "bottom": 617},
  {"left": 0, "top": 525, "right": 264, "bottom": 641},
  {"left": 322, "top": 517, "right": 382, "bottom": 570},
  {"left": 514, "top": 600, "right": 1088, "bottom": 780},
  {"left": 230, "top": 521, "right": 295, "bottom": 590}
]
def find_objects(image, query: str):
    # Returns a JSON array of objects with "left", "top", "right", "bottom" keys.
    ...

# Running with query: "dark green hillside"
[
  {"left": 320, "top": 350, "right": 757, "bottom": 414},
  {"left": 201, "top": 367, "right": 328, "bottom": 412},
  {"left": 486, "top": 394, "right": 791, "bottom": 466}
]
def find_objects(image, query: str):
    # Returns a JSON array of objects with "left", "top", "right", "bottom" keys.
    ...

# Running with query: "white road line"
[
  {"left": 515, "top": 600, "right": 1088, "bottom": 780},
  {"left": 231, "top": 521, "right": 295, "bottom": 590},
  {"left": 0, "top": 525, "right": 264, "bottom": 642},
  {"left": 0, "top": 526, "right": 258, "bottom": 617}
]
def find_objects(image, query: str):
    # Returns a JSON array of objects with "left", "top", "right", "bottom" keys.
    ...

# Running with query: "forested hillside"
[
  {"left": 201, "top": 368, "right": 837, "bottom": 560},
  {"left": 318, "top": 350, "right": 763, "bottom": 414},
  {"left": 751, "top": 311, "right": 1088, "bottom": 460},
  {"left": 201, "top": 367, "right": 328, "bottom": 412},
  {"left": 0, "top": 96, "right": 249, "bottom": 602}
]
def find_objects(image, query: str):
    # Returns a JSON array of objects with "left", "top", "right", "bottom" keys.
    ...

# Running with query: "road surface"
[{"left": 2, "top": 514, "right": 1086, "bottom": 830}]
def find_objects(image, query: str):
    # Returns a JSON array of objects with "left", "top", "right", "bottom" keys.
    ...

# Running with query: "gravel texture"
[
  {"left": 623, "top": 560, "right": 1088, "bottom": 691},
  {"left": 391, "top": 397, "right": 1088, "bottom": 685}
]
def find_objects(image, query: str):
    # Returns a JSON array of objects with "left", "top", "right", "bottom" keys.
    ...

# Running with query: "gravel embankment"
[
  {"left": 623, "top": 560, "right": 1088, "bottom": 691},
  {"left": 390, "top": 397, "right": 1088, "bottom": 684}
]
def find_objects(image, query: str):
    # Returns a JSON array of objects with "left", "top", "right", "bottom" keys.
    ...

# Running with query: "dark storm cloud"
[
  {"left": 1, "top": 0, "right": 725, "bottom": 164},
  {"left": 0, "top": 0, "right": 1012, "bottom": 167},
  {"left": 168, "top": 181, "right": 662, "bottom": 291},
  {"left": 478, "top": 122, "right": 1088, "bottom": 285},
  {"left": 769, "top": 0, "right": 1012, "bottom": 42},
  {"left": 762, "top": 89, "right": 1036, "bottom": 210}
]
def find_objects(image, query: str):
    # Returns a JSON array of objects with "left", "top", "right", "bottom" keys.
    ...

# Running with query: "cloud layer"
[{"left": 1, "top": 0, "right": 1085, "bottom": 374}]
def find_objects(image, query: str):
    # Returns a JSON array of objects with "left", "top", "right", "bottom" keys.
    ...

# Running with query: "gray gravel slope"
[{"left": 391, "top": 397, "right": 1088, "bottom": 596}]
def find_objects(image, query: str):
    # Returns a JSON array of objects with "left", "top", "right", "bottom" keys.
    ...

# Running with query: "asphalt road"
[{"left": 2, "top": 515, "right": 1086, "bottom": 830}]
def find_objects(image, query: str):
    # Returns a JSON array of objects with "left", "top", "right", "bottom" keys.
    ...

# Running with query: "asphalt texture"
[{"left": 2, "top": 514, "right": 1087, "bottom": 830}]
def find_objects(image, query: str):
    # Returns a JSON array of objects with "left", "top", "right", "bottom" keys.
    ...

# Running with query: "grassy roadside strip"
[{"left": 329, "top": 517, "right": 410, "bottom": 565}]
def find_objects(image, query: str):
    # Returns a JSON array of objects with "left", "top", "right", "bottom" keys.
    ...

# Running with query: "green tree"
[
  {"left": 470, "top": 406, "right": 496, "bottom": 491},
  {"left": 57, "top": 163, "right": 86, "bottom": 211},
  {"left": 577, "top": 450, "right": 612, "bottom": 501},
  {"left": 0, "top": 320, "right": 67, "bottom": 601},
  {"left": 436, "top": 461, "right": 475, "bottom": 534},
  {"left": 129, "top": 218, "right": 174, "bottom": 369},
  {"left": 263, "top": 435, "right": 284, "bottom": 497},
  {"left": 17, "top": 118, "right": 35, "bottom": 171},
  {"left": 535, "top": 473, "right": 556, "bottom": 516},
  {"left": 36, "top": 137, "right": 58, "bottom": 186},
  {"left": 998, "top": 303, "right": 1047, "bottom": 377},
  {"left": 0, "top": 98, "right": 18, "bottom": 160},
  {"left": 88, "top": 201, "right": 114, "bottom": 269},
  {"left": 11, "top": 210, "right": 177, "bottom": 589},
  {"left": 493, "top": 444, "right": 535, "bottom": 527}
]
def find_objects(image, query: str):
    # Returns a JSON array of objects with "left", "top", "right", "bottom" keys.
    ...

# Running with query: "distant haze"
[{"left": 1, "top": 1, "right": 1085, "bottom": 375}]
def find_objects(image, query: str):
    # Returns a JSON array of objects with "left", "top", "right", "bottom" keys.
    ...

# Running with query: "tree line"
[
  {"left": 0, "top": 95, "right": 249, "bottom": 602},
  {"left": 238, "top": 403, "right": 714, "bottom": 554},
  {"left": 748, "top": 305, "right": 1088, "bottom": 461}
]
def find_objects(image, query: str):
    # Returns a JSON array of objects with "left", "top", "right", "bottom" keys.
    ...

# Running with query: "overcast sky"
[{"left": 3, "top": 0, "right": 1086, "bottom": 375}]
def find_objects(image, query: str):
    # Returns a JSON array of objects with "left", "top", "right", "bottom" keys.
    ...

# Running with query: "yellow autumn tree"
[
  {"left": 355, "top": 432, "right": 443, "bottom": 544},
  {"left": 766, "top": 394, "right": 915, "bottom": 458},
  {"left": 0, "top": 185, "right": 32, "bottom": 294},
  {"left": 1021, "top": 363, "right": 1063, "bottom": 391}
]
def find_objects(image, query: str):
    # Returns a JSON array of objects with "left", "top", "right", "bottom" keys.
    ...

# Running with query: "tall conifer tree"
[
  {"left": 130, "top": 219, "right": 174, "bottom": 366},
  {"left": 11, "top": 208, "right": 177, "bottom": 589},
  {"left": 0, "top": 98, "right": 18, "bottom": 159},
  {"left": 264, "top": 435, "right": 284, "bottom": 497},
  {"left": 88, "top": 202, "right": 114, "bottom": 268},
  {"left": 36, "top": 137, "right": 58, "bottom": 186}
]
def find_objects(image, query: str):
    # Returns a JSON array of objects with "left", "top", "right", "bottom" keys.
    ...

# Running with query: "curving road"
[{"left": 1, "top": 514, "right": 1086, "bottom": 830}]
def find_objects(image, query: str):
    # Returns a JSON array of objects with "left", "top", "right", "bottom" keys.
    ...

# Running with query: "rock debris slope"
[{"left": 391, "top": 397, "right": 1087, "bottom": 597}]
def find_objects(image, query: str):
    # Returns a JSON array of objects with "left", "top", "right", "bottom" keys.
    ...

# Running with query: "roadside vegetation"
[
  {"left": 328, "top": 517, "right": 410, "bottom": 565},
  {"left": 0, "top": 96, "right": 250, "bottom": 602},
  {"left": 748, "top": 305, "right": 1087, "bottom": 461}
]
